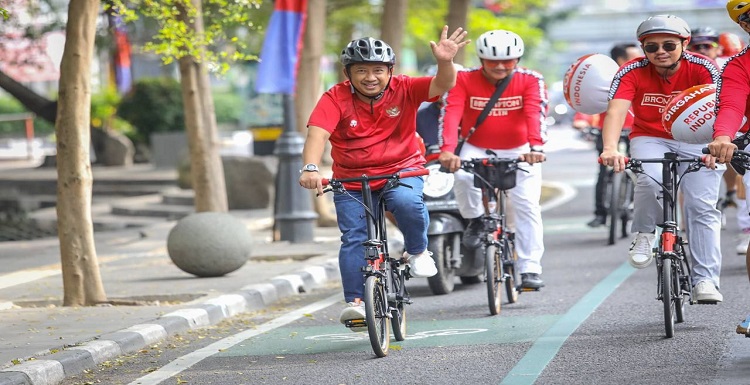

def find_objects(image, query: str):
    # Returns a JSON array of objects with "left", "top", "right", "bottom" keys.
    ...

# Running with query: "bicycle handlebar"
[
  {"left": 701, "top": 147, "right": 750, "bottom": 175},
  {"left": 321, "top": 168, "right": 430, "bottom": 186},
  {"left": 597, "top": 155, "right": 708, "bottom": 165}
]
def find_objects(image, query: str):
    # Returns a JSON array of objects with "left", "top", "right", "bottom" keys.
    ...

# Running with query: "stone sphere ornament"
[{"left": 167, "top": 212, "right": 251, "bottom": 277}]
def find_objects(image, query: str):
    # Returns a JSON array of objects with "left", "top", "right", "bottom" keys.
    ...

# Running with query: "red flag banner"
[{"left": 255, "top": 0, "right": 308, "bottom": 95}]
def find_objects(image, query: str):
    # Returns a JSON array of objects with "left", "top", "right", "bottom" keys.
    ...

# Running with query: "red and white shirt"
[
  {"left": 438, "top": 67, "right": 548, "bottom": 153},
  {"left": 609, "top": 52, "right": 720, "bottom": 140},
  {"left": 307, "top": 75, "right": 431, "bottom": 189},
  {"left": 714, "top": 47, "right": 750, "bottom": 138}
]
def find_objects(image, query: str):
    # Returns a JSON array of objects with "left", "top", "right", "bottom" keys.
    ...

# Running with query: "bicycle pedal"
[
  {"left": 345, "top": 319, "right": 367, "bottom": 329},
  {"left": 516, "top": 286, "right": 541, "bottom": 293},
  {"left": 694, "top": 300, "right": 720, "bottom": 305}
]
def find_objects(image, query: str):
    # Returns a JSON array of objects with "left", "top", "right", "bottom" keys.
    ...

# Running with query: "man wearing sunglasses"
[
  {"left": 599, "top": 14, "right": 725, "bottom": 304},
  {"left": 688, "top": 26, "right": 722, "bottom": 61},
  {"left": 706, "top": 0, "right": 750, "bottom": 336}
]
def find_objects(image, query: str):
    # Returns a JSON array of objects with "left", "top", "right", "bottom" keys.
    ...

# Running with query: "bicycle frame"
[
  {"left": 321, "top": 168, "right": 429, "bottom": 357},
  {"left": 459, "top": 156, "right": 522, "bottom": 315},
  {"left": 626, "top": 151, "right": 704, "bottom": 338}
]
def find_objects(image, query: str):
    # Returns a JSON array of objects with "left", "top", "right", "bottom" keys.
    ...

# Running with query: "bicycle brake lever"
[{"left": 316, "top": 186, "right": 333, "bottom": 197}]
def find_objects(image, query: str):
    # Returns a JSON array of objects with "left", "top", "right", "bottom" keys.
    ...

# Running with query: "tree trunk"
[
  {"left": 296, "top": 0, "right": 335, "bottom": 226},
  {"left": 57, "top": 0, "right": 107, "bottom": 307},
  {"left": 178, "top": 0, "right": 228, "bottom": 212},
  {"left": 447, "top": 0, "right": 471, "bottom": 65},
  {"left": 380, "top": 0, "right": 407, "bottom": 73}
]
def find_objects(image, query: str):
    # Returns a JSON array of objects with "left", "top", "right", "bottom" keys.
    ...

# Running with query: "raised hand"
[{"left": 430, "top": 25, "right": 470, "bottom": 62}]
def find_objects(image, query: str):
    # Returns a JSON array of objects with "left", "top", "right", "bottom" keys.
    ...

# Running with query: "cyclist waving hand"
[{"left": 299, "top": 26, "right": 469, "bottom": 327}]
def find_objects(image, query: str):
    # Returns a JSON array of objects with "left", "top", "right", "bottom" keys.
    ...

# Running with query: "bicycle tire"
[
  {"left": 608, "top": 170, "right": 621, "bottom": 246},
  {"left": 390, "top": 266, "right": 407, "bottom": 341},
  {"left": 426, "top": 234, "right": 457, "bottom": 295},
  {"left": 620, "top": 174, "right": 634, "bottom": 239},
  {"left": 675, "top": 246, "right": 690, "bottom": 323},
  {"left": 503, "top": 238, "right": 518, "bottom": 304},
  {"left": 674, "top": 260, "right": 685, "bottom": 324},
  {"left": 485, "top": 244, "right": 502, "bottom": 315},
  {"left": 364, "top": 275, "right": 390, "bottom": 357},
  {"left": 661, "top": 260, "right": 675, "bottom": 338}
]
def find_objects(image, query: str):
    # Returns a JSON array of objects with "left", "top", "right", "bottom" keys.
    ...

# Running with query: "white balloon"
[
  {"left": 662, "top": 84, "right": 716, "bottom": 145},
  {"left": 563, "top": 54, "right": 620, "bottom": 115}
]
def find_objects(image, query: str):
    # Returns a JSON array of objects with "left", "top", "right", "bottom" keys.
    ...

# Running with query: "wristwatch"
[
  {"left": 300, "top": 163, "right": 319, "bottom": 173},
  {"left": 530, "top": 146, "right": 544, "bottom": 153}
]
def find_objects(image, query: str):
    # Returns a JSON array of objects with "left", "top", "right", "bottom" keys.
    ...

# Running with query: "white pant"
[
  {"left": 630, "top": 136, "right": 724, "bottom": 287},
  {"left": 454, "top": 142, "right": 544, "bottom": 275}
]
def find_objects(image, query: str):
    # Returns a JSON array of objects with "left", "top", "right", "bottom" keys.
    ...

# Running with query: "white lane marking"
[
  {"left": 541, "top": 181, "right": 577, "bottom": 212},
  {"left": 0, "top": 268, "right": 60, "bottom": 290},
  {"left": 128, "top": 293, "right": 341, "bottom": 385}
]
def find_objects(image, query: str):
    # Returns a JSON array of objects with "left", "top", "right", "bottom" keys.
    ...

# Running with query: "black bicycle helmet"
[
  {"left": 691, "top": 26, "right": 719, "bottom": 42},
  {"left": 340, "top": 37, "right": 396, "bottom": 67}
]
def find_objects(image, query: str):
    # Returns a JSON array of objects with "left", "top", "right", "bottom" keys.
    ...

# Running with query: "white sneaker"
[
  {"left": 693, "top": 281, "right": 723, "bottom": 303},
  {"left": 339, "top": 301, "right": 365, "bottom": 324},
  {"left": 736, "top": 231, "right": 750, "bottom": 255},
  {"left": 404, "top": 250, "right": 437, "bottom": 278},
  {"left": 628, "top": 232, "right": 655, "bottom": 269}
]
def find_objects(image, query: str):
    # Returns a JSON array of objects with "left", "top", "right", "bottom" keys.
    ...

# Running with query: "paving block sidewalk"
[{"left": 0, "top": 210, "right": 343, "bottom": 385}]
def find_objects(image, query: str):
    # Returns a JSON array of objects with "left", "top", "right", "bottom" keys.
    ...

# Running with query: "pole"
[{"left": 273, "top": 93, "right": 317, "bottom": 243}]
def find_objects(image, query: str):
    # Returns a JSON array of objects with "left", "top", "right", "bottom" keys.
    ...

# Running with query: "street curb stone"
[{"left": 0, "top": 257, "right": 340, "bottom": 385}]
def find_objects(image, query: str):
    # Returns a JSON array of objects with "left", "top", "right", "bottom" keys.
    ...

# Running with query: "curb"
[{"left": 0, "top": 258, "right": 341, "bottom": 385}]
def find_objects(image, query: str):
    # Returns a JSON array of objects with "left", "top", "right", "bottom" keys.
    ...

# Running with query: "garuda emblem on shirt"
[{"left": 386, "top": 106, "right": 401, "bottom": 117}]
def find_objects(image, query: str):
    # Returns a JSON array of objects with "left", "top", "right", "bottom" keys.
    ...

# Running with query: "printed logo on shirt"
[
  {"left": 641, "top": 92, "right": 681, "bottom": 112},
  {"left": 350, "top": 120, "right": 357, "bottom": 127},
  {"left": 469, "top": 96, "right": 523, "bottom": 116},
  {"left": 386, "top": 106, "right": 401, "bottom": 117}
]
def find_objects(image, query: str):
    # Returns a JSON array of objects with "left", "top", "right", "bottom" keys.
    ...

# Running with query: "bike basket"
[{"left": 473, "top": 162, "right": 517, "bottom": 190}]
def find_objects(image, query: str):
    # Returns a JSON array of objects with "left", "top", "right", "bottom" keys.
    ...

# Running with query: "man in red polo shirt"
[{"left": 299, "top": 26, "right": 469, "bottom": 326}]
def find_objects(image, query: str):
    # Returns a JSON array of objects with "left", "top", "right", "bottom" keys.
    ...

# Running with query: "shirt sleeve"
[
  {"left": 523, "top": 74, "right": 548, "bottom": 146},
  {"left": 714, "top": 60, "right": 750, "bottom": 138},
  {"left": 307, "top": 92, "right": 341, "bottom": 133},
  {"left": 405, "top": 75, "right": 436, "bottom": 105},
  {"left": 439, "top": 79, "right": 467, "bottom": 153}
]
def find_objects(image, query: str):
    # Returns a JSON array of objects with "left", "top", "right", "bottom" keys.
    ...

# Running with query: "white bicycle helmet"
[
  {"left": 476, "top": 30, "right": 524, "bottom": 60},
  {"left": 636, "top": 14, "right": 691, "bottom": 41}
]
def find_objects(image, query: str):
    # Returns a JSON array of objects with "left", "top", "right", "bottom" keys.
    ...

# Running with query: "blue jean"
[{"left": 333, "top": 174, "right": 428, "bottom": 302}]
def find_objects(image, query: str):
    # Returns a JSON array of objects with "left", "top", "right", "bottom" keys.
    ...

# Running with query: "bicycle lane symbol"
[{"left": 304, "top": 328, "right": 488, "bottom": 343}]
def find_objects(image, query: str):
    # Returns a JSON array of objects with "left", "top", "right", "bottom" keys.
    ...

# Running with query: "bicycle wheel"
[
  {"left": 426, "top": 234, "right": 457, "bottom": 295},
  {"left": 675, "top": 248, "right": 690, "bottom": 323},
  {"left": 607, "top": 170, "right": 621, "bottom": 246},
  {"left": 619, "top": 174, "right": 635, "bottom": 239},
  {"left": 673, "top": 260, "right": 686, "bottom": 324},
  {"left": 661, "top": 259, "right": 675, "bottom": 338},
  {"left": 390, "top": 266, "right": 407, "bottom": 341},
  {"left": 503, "top": 238, "right": 518, "bottom": 304},
  {"left": 364, "top": 275, "right": 390, "bottom": 357},
  {"left": 485, "top": 244, "right": 502, "bottom": 315}
]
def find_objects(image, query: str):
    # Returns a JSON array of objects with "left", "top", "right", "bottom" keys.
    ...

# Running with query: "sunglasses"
[
  {"left": 688, "top": 43, "right": 718, "bottom": 51},
  {"left": 643, "top": 42, "right": 679, "bottom": 53}
]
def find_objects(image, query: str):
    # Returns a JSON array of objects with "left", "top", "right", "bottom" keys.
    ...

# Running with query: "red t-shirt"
[
  {"left": 609, "top": 53, "right": 720, "bottom": 140},
  {"left": 574, "top": 111, "right": 634, "bottom": 130},
  {"left": 307, "top": 75, "right": 431, "bottom": 189},
  {"left": 438, "top": 67, "right": 548, "bottom": 153},
  {"left": 714, "top": 48, "right": 750, "bottom": 138}
]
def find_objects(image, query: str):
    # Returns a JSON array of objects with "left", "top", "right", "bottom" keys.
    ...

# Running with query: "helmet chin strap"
[
  {"left": 656, "top": 53, "right": 682, "bottom": 84},
  {"left": 347, "top": 67, "right": 393, "bottom": 114}
]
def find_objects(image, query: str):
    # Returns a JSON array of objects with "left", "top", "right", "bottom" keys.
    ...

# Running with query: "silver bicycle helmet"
[
  {"left": 476, "top": 30, "right": 524, "bottom": 60},
  {"left": 340, "top": 37, "right": 396, "bottom": 67},
  {"left": 636, "top": 15, "right": 691, "bottom": 41}
]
